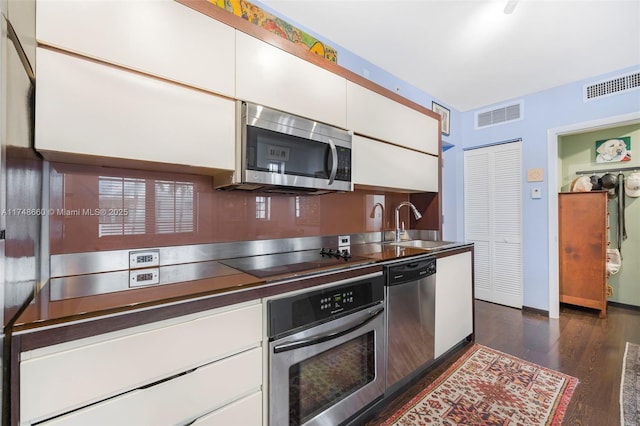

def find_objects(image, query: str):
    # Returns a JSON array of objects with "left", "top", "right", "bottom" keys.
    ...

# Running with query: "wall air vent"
[
  {"left": 475, "top": 100, "right": 523, "bottom": 129},
  {"left": 584, "top": 71, "right": 640, "bottom": 101}
]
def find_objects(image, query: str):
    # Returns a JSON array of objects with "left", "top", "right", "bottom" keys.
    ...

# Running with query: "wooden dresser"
[{"left": 558, "top": 191, "right": 608, "bottom": 318}]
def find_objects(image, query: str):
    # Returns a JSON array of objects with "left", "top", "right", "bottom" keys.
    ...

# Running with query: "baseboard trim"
[
  {"left": 523, "top": 305, "right": 550, "bottom": 317},
  {"left": 608, "top": 301, "right": 640, "bottom": 311}
]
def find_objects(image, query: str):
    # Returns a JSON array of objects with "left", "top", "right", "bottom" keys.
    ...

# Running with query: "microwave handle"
[{"left": 327, "top": 139, "right": 338, "bottom": 185}]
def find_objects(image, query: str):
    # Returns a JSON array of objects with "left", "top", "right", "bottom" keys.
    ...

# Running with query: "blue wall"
[
  {"left": 253, "top": 2, "right": 639, "bottom": 310},
  {"left": 453, "top": 67, "right": 640, "bottom": 310}
]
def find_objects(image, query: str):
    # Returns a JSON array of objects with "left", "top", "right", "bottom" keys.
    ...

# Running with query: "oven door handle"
[{"left": 273, "top": 306, "right": 384, "bottom": 354}]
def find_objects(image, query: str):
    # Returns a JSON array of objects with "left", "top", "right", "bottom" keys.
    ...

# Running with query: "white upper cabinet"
[
  {"left": 35, "top": 48, "right": 235, "bottom": 171},
  {"left": 7, "top": 0, "right": 36, "bottom": 68},
  {"left": 4, "top": 19, "right": 32, "bottom": 149},
  {"left": 346, "top": 82, "right": 439, "bottom": 155},
  {"left": 353, "top": 135, "right": 438, "bottom": 193},
  {"left": 35, "top": 0, "right": 235, "bottom": 97},
  {"left": 235, "top": 31, "right": 347, "bottom": 128}
]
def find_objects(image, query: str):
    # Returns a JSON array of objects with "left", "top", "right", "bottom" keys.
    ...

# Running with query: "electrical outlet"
[{"left": 338, "top": 235, "right": 350, "bottom": 247}]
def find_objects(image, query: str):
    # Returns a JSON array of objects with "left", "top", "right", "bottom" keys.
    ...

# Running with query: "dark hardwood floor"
[{"left": 364, "top": 300, "right": 640, "bottom": 425}]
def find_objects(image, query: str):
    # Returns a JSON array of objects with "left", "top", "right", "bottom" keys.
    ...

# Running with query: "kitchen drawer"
[
  {"left": 20, "top": 302, "right": 262, "bottom": 423},
  {"left": 36, "top": 0, "right": 235, "bottom": 97},
  {"left": 192, "top": 391, "right": 262, "bottom": 426},
  {"left": 38, "top": 348, "right": 262, "bottom": 426},
  {"left": 35, "top": 48, "right": 235, "bottom": 172},
  {"left": 353, "top": 135, "right": 438, "bottom": 192},
  {"left": 236, "top": 31, "right": 347, "bottom": 129},
  {"left": 347, "top": 81, "right": 439, "bottom": 155}
]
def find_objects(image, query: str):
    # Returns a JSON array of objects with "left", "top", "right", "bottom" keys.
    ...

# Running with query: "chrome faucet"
[
  {"left": 394, "top": 201, "right": 422, "bottom": 242},
  {"left": 370, "top": 202, "right": 386, "bottom": 242}
]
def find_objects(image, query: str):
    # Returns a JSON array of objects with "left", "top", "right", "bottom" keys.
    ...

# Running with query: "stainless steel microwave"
[{"left": 214, "top": 101, "right": 353, "bottom": 194}]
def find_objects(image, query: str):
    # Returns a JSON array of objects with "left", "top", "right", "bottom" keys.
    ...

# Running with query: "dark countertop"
[{"left": 11, "top": 242, "right": 473, "bottom": 345}]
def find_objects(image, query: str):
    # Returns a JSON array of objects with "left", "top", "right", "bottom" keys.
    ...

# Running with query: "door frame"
[{"left": 546, "top": 111, "right": 640, "bottom": 318}]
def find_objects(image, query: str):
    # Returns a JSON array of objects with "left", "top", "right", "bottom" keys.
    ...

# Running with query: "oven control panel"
[
  {"left": 267, "top": 274, "right": 385, "bottom": 338},
  {"left": 320, "top": 290, "right": 355, "bottom": 314}
]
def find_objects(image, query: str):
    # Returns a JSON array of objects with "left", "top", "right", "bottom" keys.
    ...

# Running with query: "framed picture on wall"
[
  {"left": 595, "top": 137, "right": 631, "bottom": 163},
  {"left": 432, "top": 102, "right": 450, "bottom": 136}
]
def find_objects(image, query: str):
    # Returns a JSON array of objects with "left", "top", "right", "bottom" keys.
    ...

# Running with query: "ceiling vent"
[
  {"left": 584, "top": 71, "right": 640, "bottom": 102},
  {"left": 475, "top": 101, "right": 523, "bottom": 129}
]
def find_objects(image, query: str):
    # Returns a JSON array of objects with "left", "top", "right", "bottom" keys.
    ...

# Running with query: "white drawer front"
[
  {"left": 21, "top": 303, "right": 262, "bottom": 423},
  {"left": 39, "top": 348, "right": 262, "bottom": 426},
  {"left": 192, "top": 391, "right": 262, "bottom": 426},
  {"left": 36, "top": 0, "right": 235, "bottom": 97},
  {"left": 35, "top": 48, "right": 235, "bottom": 171}
]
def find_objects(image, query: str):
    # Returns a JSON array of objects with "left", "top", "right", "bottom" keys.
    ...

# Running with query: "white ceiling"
[{"left": 261, "top": 0, "right": 640, "bottom": 112}]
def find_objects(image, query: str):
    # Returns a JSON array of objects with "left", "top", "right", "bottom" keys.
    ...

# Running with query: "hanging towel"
[
  {"left": 607, "top": 248, "right": 622, "bottom": 275},
  {"left": 617, "top": 172, "right": 626, "bottom": 256}
]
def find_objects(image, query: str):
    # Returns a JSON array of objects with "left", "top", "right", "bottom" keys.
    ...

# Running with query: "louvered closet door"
[{"left": 464, "top": 142, "right": 523, "bottom": 308}]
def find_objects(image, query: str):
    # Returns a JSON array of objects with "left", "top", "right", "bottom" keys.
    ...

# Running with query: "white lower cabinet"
[
  {"left": 20, "top": 301, "right": 263, "bottom": 425},
  {"left": 352, "top": 135, "right": 438, "bottom": 192},
  {"left": 434, "top": 251, "right": 473, "bottom": 358},
  {"left": 35, "top": 47, "right": 235, "bottom": 172},
  {"left": 192, "top": 391, "right": 262, "bottom": 425},
  {"left": 39, "top": 348, "right": 262, "bottom": 426}
]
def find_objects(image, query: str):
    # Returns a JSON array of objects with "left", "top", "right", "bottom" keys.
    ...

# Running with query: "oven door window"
[{"left": 289, "top": 331, "right": 375, "bottom": 425}]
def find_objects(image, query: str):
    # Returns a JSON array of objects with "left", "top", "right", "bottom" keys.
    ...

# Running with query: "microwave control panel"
[{"left": 335, "top": 147, "right": 352, "bottom": 181}]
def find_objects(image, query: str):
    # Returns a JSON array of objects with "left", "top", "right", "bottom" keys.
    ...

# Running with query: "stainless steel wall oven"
[{"left": 267, "top": 272, "right": 385, "bottom": 426}]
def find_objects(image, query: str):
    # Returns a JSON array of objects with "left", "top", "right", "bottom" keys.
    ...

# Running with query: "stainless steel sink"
[{"left": 388, "top": 240, "right": 458, "bottom": 250}]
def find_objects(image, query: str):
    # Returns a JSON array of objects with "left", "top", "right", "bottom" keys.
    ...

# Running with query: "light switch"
[{"left": 531, "top": 188, "right": 542, "bottom": 199}]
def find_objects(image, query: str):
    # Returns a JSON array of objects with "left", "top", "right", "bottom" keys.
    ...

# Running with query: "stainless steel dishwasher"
[{"left": 384, "top": 255, "right": 436, "bottom": 395}]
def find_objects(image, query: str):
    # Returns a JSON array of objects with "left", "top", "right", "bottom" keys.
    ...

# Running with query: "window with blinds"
[
  {"left": 98, "top": 177, "right": 146, "bottom": 237},
  {"left": 155, "top": 180, "right": 195, "bottom": 234},
  {"left": 97, "top": 177, "right": 195, "bottom": 237},
  {"left": 255, "top": 196, "right": 271, "bottom": 220}
]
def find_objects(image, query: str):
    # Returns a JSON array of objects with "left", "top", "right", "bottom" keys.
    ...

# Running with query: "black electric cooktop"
[{"left": 220, "top": 248, "right": 371, "bottom": 278}]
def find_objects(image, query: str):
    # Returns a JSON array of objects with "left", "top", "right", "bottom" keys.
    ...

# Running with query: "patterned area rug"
[
  {"left": 382, "top": 344, "right": 578, "bottom": 426},
  {"left": 621, "top": 342, "right": 640, "bottom": 426}
]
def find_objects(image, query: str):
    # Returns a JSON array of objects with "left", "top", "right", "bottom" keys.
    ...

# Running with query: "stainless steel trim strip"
[
  {"left": 40, "top": 161, "right": 51, "bottom": 287},
  {"left": 50, "top": 232, "right": 385, "bottom": 277},
  {"left": 49, "top": 261, "right": 240, "bottom": 300},
  {"left": 241, "top": 169, "right": 351, "bottom": 192}
]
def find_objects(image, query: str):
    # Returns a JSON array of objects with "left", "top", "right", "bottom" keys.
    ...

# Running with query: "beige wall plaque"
[{"left": 527, "top": 168, "right": 544, "bottom": 182}]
